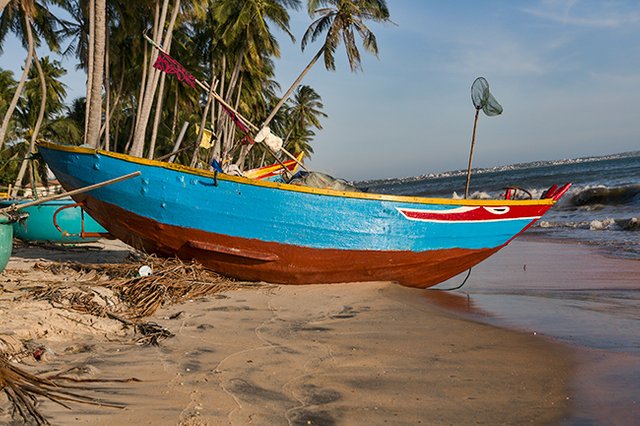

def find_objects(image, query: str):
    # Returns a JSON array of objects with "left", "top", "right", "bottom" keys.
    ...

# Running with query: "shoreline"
[
  {"left": 2, "top": 238, "right": 629, "bottom": 424},
  {"left": 426, "top": 236, "right": 640, "bottom": 425},
  {"left": 41, "top": 282, "right": 573, "bottom": 425}
]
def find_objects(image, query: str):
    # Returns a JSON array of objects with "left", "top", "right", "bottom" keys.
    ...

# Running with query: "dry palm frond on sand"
[
  {"left": 2, "top": 255, "right": 256, "bottom": 423},
  {"left": 0, "top": 355, "right": 130, "bottom": 425},
  {"left": 27, "top": 254, "right": 250, "bottom": 319},
  {"left": 17, "top": 255, "right": 258, "bottom": 348}
]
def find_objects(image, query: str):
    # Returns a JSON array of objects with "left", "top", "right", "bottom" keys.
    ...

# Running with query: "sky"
[{"left": 1, "top": 0, "right": 639, "bottom": 180}]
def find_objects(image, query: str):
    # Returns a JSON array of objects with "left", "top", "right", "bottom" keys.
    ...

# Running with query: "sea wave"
[
  {"left": 537, "top": 217, "right": 640, "bottom": 232},
  {"left": 568, "top": 185, "right": 640, "bottom": 207},
  {"left": 358, "top": 151, "right": 640, "bottom": 186}
]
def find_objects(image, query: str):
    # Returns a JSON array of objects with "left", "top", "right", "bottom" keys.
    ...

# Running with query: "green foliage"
[
  {"left": 303, "top": 0, "right": 390, "bottom": 71},
  {"left": 0, "top": 0, "right": 392, "bottom": 172},
  {"left": 0, "top": 68, "right": 17, "bottom": 115}
]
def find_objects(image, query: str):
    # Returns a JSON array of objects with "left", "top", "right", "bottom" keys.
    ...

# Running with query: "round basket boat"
[{"left": 0, "top": 198, "right": 107, "bottom": 244}]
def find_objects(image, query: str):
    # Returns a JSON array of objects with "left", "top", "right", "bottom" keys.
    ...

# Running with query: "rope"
[{"left": 426, "top": 268, "right": 472, "bottom": 291}]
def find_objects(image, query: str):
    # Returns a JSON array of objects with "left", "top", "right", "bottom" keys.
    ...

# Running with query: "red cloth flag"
[
  {"left": 153, "top": 51, "right": 196, "bottom": 89},
  {"left": 220, "top": 103, "right": 255, "bottom": 144}
]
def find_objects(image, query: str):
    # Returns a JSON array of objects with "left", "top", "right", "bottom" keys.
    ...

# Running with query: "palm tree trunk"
[
  {"left": 190, "top": 78, "right": 216, "bottom": 167},
  {"left": 170, "top": 82, "right": 178, "bottom": 141},
  {"left": 147, "top": 72, "right": 166, "bottom": 159},
  {"left": 262, "top": 48, "right": 323, "bottom": 129},
  {"left": 147, "top": 0, "right": 181, "bottom": 159},
  {"left": 215, "top": 55, "right": 227, "bottom": 149},
  {"left": 129, "top": 0, "right": 163, "bottom": 157},
  {"left": 100, "top": 59, "right": 124, "bottom": 143},
  {"left": 131, "top": 40, "right": 149, "bottom": 150},
  {"left": 129, "top": 0, "right": 171, "bottom": 157},
  {"left": 84, "top": 0, "right": 95, "bottom": 142},
  {"left": 103, "top": 29, "right": 110, "bottom": 150},
  {"left": 237, "top": 49, "right": 323, "bottom": 168},
  {"left": 0, "top": 13, "right": 35, "bottom": 149},
  {"left": 13, "top": 49, "right": 47, "bottom": 196},
  {"left": 225, "top": 54, "right": 243, "bottom": 106},
  {"left": 86, "top": 0, "right": 106, "bottom": 148}
]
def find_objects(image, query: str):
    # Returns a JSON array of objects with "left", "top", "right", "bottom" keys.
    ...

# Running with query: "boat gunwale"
[{"left": 38, "top": 141, "right": 556, "bottom": 207}]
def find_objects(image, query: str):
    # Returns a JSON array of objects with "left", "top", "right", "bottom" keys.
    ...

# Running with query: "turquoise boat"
[
  {"left": 38, "top": 142, "right": 571, "bottom": 288},
  {"left": 0, "top": 198, "right": 108, "bottom": 244},
  {"left": 0, "top": 213, "right": 15, "bottom": 272}
]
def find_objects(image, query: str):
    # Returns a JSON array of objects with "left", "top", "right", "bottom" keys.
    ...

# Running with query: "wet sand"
[
  {"left": 426, "top": 238, "right": 640, "bottom": 425},
  {"left": 0, "top": 240, "right": 577, "bottom": 425}
]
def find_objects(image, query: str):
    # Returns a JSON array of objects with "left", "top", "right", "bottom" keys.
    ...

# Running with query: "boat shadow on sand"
[{"left": 9, "top": 239, "right": 133, "bottom": 265}]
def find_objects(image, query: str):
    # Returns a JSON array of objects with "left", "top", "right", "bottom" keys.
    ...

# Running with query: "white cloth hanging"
[{"left": 254, "top": 126, "right": 283, "bottom": 152}]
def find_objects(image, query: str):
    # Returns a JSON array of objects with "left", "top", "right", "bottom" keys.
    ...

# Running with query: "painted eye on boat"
[{"left": 484, "top": 207, "right": 510, "bottom": 215}]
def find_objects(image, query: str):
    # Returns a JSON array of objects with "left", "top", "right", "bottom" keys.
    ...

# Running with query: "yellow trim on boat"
[
  {"left": 243, "top": 152, "right": 302, "bottom": 179},
  {"left": 37, "top": 142, "right": 555, "bottom": 207}
]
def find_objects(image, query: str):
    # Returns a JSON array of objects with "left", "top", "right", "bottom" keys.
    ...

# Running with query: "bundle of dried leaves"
[
  {"left": 29, "top": 254, "right": 247, "bottom": 319},
  {"left": 0, "top": 354, "right": 128, "bottom": 425}
]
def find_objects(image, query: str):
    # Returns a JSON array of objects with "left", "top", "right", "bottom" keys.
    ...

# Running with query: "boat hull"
[
  {"left": 81, "top": 195, "right": 500, "bottom": 287},
  {"left": 38, "top": 142, "right": 566, "bottom": 288},
  {"left": 0, "top": 213, "right": 15, "bottom": 272},
  {"left": 0, "top": 199, "right": 107, "bottom": 244}
]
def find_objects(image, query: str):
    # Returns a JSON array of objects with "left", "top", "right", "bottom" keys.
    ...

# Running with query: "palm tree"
[
  {"left": 85, "top": 0, "right": 106, "bottom": 148},
  {"left": 0, "top": 0, "right": 65, "bottom": 149},
  {"left": 129, "top": 0, "right": 184, "bottom": 158},
  {"left": 0, "top": 68, "right": 17, "bottom": 125},
  {"left": 287, "top": 84, "right": 326, "bottom": 132},
  {"left": 16, "top": 56, "right": 70, "bottom": 135},
  {"left": 0, "top": 4, "right": 36, "bottom": 151},
  {"left": 189, "top": 0, "right": 300, "bottom": 167},
  {"left": 270, "top": 85, "right": 325, "bottom": 160},
  {"left": 261, "top": 0, "right": 390, "bottom": 128},
  {"left": 13, "top": 55, "right": 68, "bottom": 193}
]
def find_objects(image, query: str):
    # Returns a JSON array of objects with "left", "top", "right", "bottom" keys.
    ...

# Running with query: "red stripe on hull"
[
  {"left": 79, "top": 196, "right": 502, "bottom": 288},
  {"left": 398, "top": 204, "right": 549, "bottom": 222}
]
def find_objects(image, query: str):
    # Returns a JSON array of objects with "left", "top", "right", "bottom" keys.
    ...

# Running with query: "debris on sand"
[{"left": 0, "top": 252, "right": 258, "bottom": 424}]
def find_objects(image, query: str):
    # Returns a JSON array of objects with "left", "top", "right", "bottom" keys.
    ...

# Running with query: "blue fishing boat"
[
  {"left": 38, "top": 142, "right": 570, "bottom": 288},
  {"left": 0, "top": 198, "right": 108, "bottom": 244}
]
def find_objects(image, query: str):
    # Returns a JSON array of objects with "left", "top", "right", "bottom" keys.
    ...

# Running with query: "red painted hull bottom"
[{"left": 81, "top": 196, "right": 502, "bottom": 289}]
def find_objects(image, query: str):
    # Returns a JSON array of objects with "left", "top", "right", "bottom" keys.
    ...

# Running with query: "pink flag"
[
  {"left": 220, "top": 103, "right": 255, "bottom": 144},
  {"left": 153, "top": 51, "right": 196, "bottom": 89}
]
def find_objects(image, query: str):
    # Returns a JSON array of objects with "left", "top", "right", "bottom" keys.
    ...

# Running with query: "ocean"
[
  {"left": 358, "top": 151, "right": 640, "bottom": 259},
  {"left": 359, "top": 152, "right": 640, "bottom": 424}
]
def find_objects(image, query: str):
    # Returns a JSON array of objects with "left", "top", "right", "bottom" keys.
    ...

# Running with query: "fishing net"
[
  {"left": 471, "top": 77, "right": 503, "bottom": 116},
  {"left": 288, "top": 172, "right": 361, "bottom": 192}
]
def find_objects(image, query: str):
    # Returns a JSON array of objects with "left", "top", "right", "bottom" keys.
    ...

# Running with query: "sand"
[
  {"left": 0, "top": 239, "right": 577, "bottom": 425},
  {"left": 430, "top": 237, "right": 640, "bottom": 426}
]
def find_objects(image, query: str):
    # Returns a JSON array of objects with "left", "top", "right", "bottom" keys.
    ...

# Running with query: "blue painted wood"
[{"left": 39, "top": 146, "right": 544, "bottom": 252}]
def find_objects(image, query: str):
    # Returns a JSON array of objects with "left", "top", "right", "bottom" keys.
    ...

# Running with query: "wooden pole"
[
  {"left": 142, "top": 34, "right": 306, "bottom": 172},
  {"left": 261, "top": 49, "right": 323, "bottom": 130},
  {"left": 278, "top": 147, "right": 308, "bottom": 172},
  {"left": 464, "top": 109, "right": 480, "bottom": 199},
  {"left": 0, "top": 172, "right": 141, "bottom": 214},
  {"left": 143, "top": 34, "right": 258, "bottom": 132},
  {"left": 166, "top": 121, "right": 189, "bottom": 163}
]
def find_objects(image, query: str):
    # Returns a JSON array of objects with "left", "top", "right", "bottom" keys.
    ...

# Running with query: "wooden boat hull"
[{"left": 38, "top": 142, "right": 569, "bottom": 288}]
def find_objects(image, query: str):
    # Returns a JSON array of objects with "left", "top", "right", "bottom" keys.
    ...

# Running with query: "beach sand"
[
  {"left": 0, "top": 239, "right": 592, "bottom": 425},
  {"left": 427, "top": 237, "right": 640, "bottom": 426}
]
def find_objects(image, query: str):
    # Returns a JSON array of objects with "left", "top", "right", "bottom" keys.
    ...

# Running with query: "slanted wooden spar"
[{"left": 38, "top": 142, "right": 570, "bottom": 288}]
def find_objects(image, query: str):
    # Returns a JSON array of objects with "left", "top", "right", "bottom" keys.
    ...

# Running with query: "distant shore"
[{"left": 0, "top": 238, "right": 578, "bottom": 425}]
